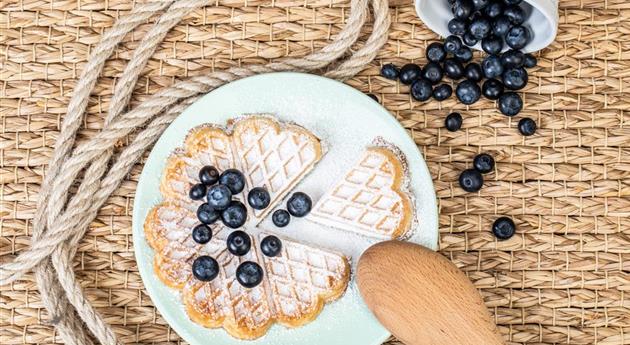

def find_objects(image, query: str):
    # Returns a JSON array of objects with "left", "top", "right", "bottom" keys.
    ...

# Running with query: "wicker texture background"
[{"left": 1, "top": 0, "right": 629, "bottom": 344}]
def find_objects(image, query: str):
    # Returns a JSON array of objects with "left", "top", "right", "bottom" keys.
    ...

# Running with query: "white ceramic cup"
[{"left": 414, "top": 0, "right": 558, "bottom": 53}]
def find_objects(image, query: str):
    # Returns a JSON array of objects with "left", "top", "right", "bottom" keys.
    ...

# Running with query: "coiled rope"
[{"left": 0, "top": 0, "right": 390, "bottom": 344}]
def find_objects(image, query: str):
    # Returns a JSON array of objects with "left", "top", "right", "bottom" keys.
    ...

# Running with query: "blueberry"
[
  {"left": 500, "top": 49, "right": 524, "bottom": 68},
  {"left": 445, "top": 112, "right": 463, "bottom": 132},
  {"left": 260, "top": 235, "right": 282, "bottom": 257},
  {"left": 462, "top": 32, "right": 478, "bottom": 46},
  {"left": 518, "top": 117, "right": 537, "bottom": 136},
  {"left": 444, "top": 58, "right": 465, "bottom": 80},
  {"left": 523, "top": 53, "right": 537, "bottom": 68},
  {"left": 236, "top": 261, "right": 264, "bottom": 288},
  {"left": 433, "top": 84, "right": 453, "bottom": 101},
  {"left": 272, "top": 209, "right": 290, "bottom": 227},
  {"left": 422, "top": 62, "right": 444, "bottom": 84},
  {"left": 226, "top": 230, "right": 251, "bottom": 256},
  {"left": 219, "top": 169, "right": 245, "bottom": 194},
  {"left": 192, "top": 255, "right": 219, "bottom": 281},
  {"left": 426, "top": 42, "right": 447, "bottom": 63},
  {"left": 492, "top": 217, "right": 516, "bottom": 240},
  {"left": 454, "top": 46, "right": 473, "bottom": 63},
  {"left": 410, "top": 78, "right": 433, "bottom": 101},
  {"left": 192, "top": 224, "right": 212, "bottom": 244},
  {"left": 482, "top": 54, "right": 503, "bottom": 78},
  {"left": 503, "top": 0, "right": 522, "bottom": 4},
  {"left": 473, "top": 153, "right": 495, "bottom": 173},
  {"left": 444, "top": 35, "right": 463, "bottom": 55},
  {"left": 247, "top": 187, "right": 271, "bottom": 210},
  {"left": 481, "top": 35, "right": 503, "bottom": 54},
  {"left": 286, "top": 192, "right": 312, "bottom": 217},
  {"left": 472, "top": 0, "right": 490, "bottom": 10},
  {"left": 502, "top": 67, "right": 528, "bottom": 90},
  {"left": 399, "top": 64, "right": 422, "bottom": 85},
  {"left": 456, "top": 80, "right": 481, "bottom": 105},
  {"left": 459, "top": 168, "right": 484, "bottom": 192},
  {"left": 448, "top": 18, "right": 469, "bottom": 36},
  {"left": 221, "top": 200, "right": 247, "bottom": 228},
  {"left": 498, "top": 92, "right": 523, "bottom": 116},
  {"left": 492, "top": 15, "right": 512, "bottom": 37},
  {"left": 199, "top": 166, "right": 220, "bottom": 185},
  {"left": 380, "top": 63, "right": 399, "bottom": 80},
  {"left": 469, "top": 16, "right": 492, "bottom": 39},
  {"left": 189, "top": 183, "right": 207, "bottom": 201},
  {"left": 483, "top": 1, "right": 503, "bottom": 18},
  {"left": 206, "top": 184, "right": 232, "bottom": 210},
  {"left": 452, "top": 0, "right": 474, "bottom": 19},
  {"left": 465, "top": 62, "right": 483, "bottom": 82},
  {"left": 505, "top": 25, "right": 530, "bottom": 50},
  {"left": 504, "top": 5, "right": 525, "bottom": 25},
  {"left": 482, "top": 78, "right": 504, "bottom": 100},
  {"left": 197, "top": 203, "right": 220, "bottom": 224}
]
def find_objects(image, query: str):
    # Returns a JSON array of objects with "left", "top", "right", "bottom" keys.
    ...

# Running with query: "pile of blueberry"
[
  {"left": 380, "top": 0, "right": 539, "bottom": 136},
  {"left": 188, "top": 165, "right": 313, "bottom": 288}
]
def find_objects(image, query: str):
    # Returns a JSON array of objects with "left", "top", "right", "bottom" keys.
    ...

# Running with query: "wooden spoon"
[{"left": 357, "top": 240, "right": 505, "bottom": 345}]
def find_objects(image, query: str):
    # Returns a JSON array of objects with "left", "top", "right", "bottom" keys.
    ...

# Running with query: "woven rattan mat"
[{"left": 1, "top": 0, "right": 630, "bottom": 344}]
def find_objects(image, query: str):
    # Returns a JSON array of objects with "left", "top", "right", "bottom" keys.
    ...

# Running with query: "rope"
[{"left": 0, "top": 0, "right": 390, "bottom": 343}]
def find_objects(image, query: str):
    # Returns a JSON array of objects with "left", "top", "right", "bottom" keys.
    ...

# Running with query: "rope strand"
[{"left": 0, "top": 0, "right": 390, "bottom": 343}]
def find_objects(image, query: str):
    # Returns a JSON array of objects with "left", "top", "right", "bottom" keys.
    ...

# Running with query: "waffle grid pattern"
[
  {"left": 233, "top": 120, "right": 318, "bottom": 218},
  {"left": 1, "top": 0, "right": 629, "bottom": 344},
  {"left": 310, "top": 148, "right": 405, "bottom": 237}
]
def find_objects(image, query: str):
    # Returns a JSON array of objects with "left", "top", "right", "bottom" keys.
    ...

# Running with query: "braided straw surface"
[{"left": 1, "top": 0, "right": 629, "bottom": 344}]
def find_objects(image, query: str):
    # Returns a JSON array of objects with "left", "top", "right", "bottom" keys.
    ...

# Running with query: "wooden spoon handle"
[{"left": 357, "top": 241, "right": 505, "bottom": 345}]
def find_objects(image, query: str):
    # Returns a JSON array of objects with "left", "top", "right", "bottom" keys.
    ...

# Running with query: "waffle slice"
[
  {"left": 144, "top": 202, "right": 228, "bottom": 288},
  {"left": 160, "top": 125, "right": 235, "bottom": 202},
  {"left": 258, "top": 233, "right": 350, "bottom": 328},
  {"left": 230, "top": 116, "right": 322, "bottom": 220},
  {"left": 183, "top": 233, "right": 275, "bottom": 340},
  {"left": 308, "top": 145, "right": 414, "bottom": 239}
]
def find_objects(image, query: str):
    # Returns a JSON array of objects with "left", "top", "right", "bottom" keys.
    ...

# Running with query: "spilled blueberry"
[
  {"left": 445, "top": 112, "right": 463, "bottom": 132},
  {"left": 473, "top": 153, "right": 495, "bottom": 173},
  {"left": 518, "top": 117, "right": 537, "bottom": 136},
  {"left": 459, "top": 168, "right": 484, "bottom": 192},
  {"left": 399, "top": 63, "right": 422, "bottom": 85},
  {"left": 498, "top": 92, "right": 523, "bottom": 116},
  {"left": 381, "top": 63, "right": 399, "bottom": 80},
  {"left": 492, "top": 217, "right": 516, "bottom": 240}
]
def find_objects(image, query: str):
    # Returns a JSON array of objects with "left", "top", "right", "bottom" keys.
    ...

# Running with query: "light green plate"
[{"left": 132, "top": 72, "right": 438, "bottom": 345}]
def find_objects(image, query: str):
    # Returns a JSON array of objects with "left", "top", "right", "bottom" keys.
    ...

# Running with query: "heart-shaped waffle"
[
  {"left": 144, "top": 116, "right": 349, "bottom": 339},
  {"left": 308, "top": 144, "right": 414, "bottom": 239}
]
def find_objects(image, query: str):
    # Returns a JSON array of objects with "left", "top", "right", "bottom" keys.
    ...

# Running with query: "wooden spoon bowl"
[{"left": 357, "top": 240, "right": 505, "bottom": 345}]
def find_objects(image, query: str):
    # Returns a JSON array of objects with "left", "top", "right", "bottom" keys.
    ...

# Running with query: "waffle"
[
  {"left": 144, "top": 203, "right": 349, "bottom": 339},
  {"left": 146, "top": 116, "right": 349, "bottom": 340},
  {"left": 160, "top": 126, "right": 235, "bottom": 202},
  {"left": 230, "top": 116, "right": 322, "bottom": 220},
  {"left": 308, "top": 144, "right": 414, "bottom": 239}
]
